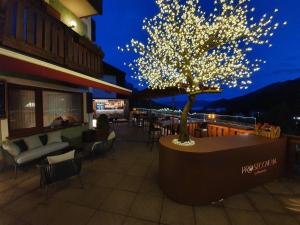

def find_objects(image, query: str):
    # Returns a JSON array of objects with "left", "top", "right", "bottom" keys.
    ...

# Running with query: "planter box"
[{"left": 159, "top": 135, "right": 287, "bottom": 205}]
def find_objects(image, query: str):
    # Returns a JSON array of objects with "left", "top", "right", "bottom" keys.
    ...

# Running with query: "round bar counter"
[{"left": 159, "top": 135, "right": 287, "bottom": 205}]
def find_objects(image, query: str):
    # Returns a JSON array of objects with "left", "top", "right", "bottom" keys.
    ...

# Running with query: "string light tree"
[{"left": 120, "top": 0, "right": 286, "bottom": 145}]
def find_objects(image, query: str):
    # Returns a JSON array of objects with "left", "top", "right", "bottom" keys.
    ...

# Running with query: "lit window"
[
  {"left": 43, "top": 91, "right": 82, "bottom": 127},
  {"left": 8, "top": 88, "right": 36, "bottom": 130}
]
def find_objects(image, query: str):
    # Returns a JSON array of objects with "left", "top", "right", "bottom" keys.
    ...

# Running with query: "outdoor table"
[{"left": 159, "top": 135, "right": 287, "bottom": 205}]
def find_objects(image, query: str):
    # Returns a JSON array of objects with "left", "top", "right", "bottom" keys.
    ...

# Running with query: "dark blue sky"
[{"left": 93, "top": 0, "right": 300, "bottom": 103}]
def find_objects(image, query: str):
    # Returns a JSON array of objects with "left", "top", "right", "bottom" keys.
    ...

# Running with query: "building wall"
[
  {"left": 0, "top": 74, "right": 90, "bottom": 144},
  {"left": 81, "top": 17, "right": 92, "bottom": 41},
  {"left": 93, "top": 75, "right": 117, "bottom": 99},
  {"left": 48, "top": 0, "right": 88, "bottom": 37}
]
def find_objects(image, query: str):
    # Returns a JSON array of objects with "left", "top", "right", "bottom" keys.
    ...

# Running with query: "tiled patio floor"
[{"left": 1, "top": 124, "right": 300, "bottom": 225}]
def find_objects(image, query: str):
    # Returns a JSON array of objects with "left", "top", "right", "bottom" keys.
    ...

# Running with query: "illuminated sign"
[{"left": 241, "top": 158, "right": 277, "bottom": 175}]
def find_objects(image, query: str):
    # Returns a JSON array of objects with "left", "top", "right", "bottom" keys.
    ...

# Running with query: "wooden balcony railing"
[{"left": 0, "top": 0, "right": 103, "bottom": 78}]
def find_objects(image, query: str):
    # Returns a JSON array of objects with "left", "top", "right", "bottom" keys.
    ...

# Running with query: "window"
[
  {"left": 8, "top": 88, "right": 36, "bottom": 130},
  {"left": 7, "top": 84, "right": 83, "bottom": 137},
  {"left": 43, "top": 91, "right": 82, "bottom": 127}
]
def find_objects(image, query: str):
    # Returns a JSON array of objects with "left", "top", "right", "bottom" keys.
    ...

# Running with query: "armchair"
[
  {"left": 38, "top": 153, "right": 83, "bottom": 190},
  {"left": 89, "top": 131, "right": 116, "bottom": 157}
]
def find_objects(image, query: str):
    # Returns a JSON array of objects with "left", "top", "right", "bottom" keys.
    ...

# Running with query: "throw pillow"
[
  {"left": 47, "top": 131, "right": 62, "bottom": 144},
  {"left": 24, "top": 135, "right": 43, "bottom": 150},
  {"left": 107, "top": 131, "right": 116, "bottom": 141},
  {"left": 47, "top": 150, "right": 75, "bottom": 165},
  {"left": 2, "top": 141, "right": 21, "bottom": 156},
  {"left": 39, "top": 134, "right": 48, "bottom": 146},
  {"left": 13, "top": 139, "right": 28, "bottom": 152}
]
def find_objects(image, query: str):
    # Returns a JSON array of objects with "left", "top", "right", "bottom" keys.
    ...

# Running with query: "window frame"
[
  {"left": 0, "top": 80, "right": 7, "bottom": 119},
  {"left": 7, "top": 83, "right": 84, "bottom": 139}
]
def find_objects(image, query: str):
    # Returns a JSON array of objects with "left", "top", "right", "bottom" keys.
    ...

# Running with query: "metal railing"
[{"left": 136, "top": 108, "right": 256, "bottom": 130}]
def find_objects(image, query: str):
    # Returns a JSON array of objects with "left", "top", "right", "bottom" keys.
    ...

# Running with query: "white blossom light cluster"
[
  {"left": 120, "top": 0, "right": 286, "bottom": 93},
  {"left": 172, "top": 138, "right": 195, "bottom": 146}
]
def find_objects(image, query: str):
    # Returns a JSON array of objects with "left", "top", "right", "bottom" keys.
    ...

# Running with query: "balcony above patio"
[{"left": 0, "top": 0, "right": 104, "bottom": 79}]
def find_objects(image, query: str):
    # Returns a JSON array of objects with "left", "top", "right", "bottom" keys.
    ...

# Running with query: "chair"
[
  {"left": 1, "top": 148, "right": 20, "bottom": 178},
  {"left": 148, "top": 119, "right": 161, "bottom": 151},
  {"left": 90, "top": 131, "right": 116, "bottom": 157},
  {"left": 194, "top": 123, "right": 208, "bottom": 138},
  {"left": 38, "top": 152, "right": 83, "bottom": 191},
  {"left": 109, "top": 117, "right": 118, "bottom": 129}
]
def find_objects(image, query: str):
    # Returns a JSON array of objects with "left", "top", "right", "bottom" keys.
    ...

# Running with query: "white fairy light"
[{"left": 120, "top": 0, "right": 284, "bottom": 94}]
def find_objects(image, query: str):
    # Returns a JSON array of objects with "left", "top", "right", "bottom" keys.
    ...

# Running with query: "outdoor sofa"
[{"left": 0, "top": 130, "right": 69, "bottom": 176}]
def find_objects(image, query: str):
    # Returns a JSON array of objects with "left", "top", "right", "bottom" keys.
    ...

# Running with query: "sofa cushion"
[
  {"left": 40, "top": 142, "right": 69, "bottom": 156},
  {"left": 47, "top": 150, "right": 75, "bottom": 165},
  {"left": 24, "top": 135, "right": 42, "bottom": 150},
  {"left": 48, "top": 131, "right": 62, "bottom": 144},
  {"left": 39, "top": 134, "right": 48, "bottom": 146},
  {"left": 2, "top": 141, "right": 21, "bottom": 157},
  {"left": 14, "top": 142, "right": 69, "bottom": 164},
  {"left": 13, "top": 139, "right": 28, "bottom": 152}
]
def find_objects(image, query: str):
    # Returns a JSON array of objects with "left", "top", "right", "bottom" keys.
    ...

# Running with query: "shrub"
[{"left": 97, "top": 114, "right": 109, "bottom": 129}]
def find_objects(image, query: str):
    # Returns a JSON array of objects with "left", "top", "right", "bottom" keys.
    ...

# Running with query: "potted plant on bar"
[
  {"left": 121, "top": 0, "right": 286, "bottom": 145},
  {"left": 96, "top": 114, "right": 110, "bottom": 141}
]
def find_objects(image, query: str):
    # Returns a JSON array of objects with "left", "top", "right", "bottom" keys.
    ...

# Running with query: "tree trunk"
[{"left": 178, "top": 94, "right": 197, "bottom": 143}]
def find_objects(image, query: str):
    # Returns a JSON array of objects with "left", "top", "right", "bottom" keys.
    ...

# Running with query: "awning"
[{"left": 0, "top": 47, "right": 131, "bottom": 96}]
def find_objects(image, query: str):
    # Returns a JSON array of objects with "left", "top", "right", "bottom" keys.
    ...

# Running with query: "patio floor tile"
[
  {"left": 123, "top": 217, "right": 158, "bottom": 225},
  {"left": 264, "top": 180, "right": 293, "bottom": 195},
  {"left": 94, "top": 172, "right": 124, "bottom": 188},
  {"left": 248, "top": 186, "right": 268, "bottom": 193},
  {"left": 53, "top": 184, "right": 112, "bottom": 209},
  {"left": 117, "top": 175, "right": 144, "bottom": 192},
  {"left": 100, "top": 189, "right": 136, "bottom": 215},
  {"left": 0, "top": 189, "right": 15, "bottom": 207},
  {"left": 129, "top": 193, "right": 163, "bottom": 222},
  {"left": 146, "top": 165, "right": 159, "bottom": 180},
  {"left": 0, "top": 179, "right": 16, "bottom": 193},
  {"left": 161, "top": 198, "right": 195, "bottom": 225},
  {"left": 1, "top": 124, "right": 300, "bottom": 225},
  {"left": 139, "top": 178, "right": 164, "bottom": 197},
  {"left": 246, "top": 192, "right": 286, "bottom": 213},
  {"left": 3, "top": 191, "right": 43, "bottom": 217},
  {"left": 294, "top": 214, "right": 300, "bottom": 223},
  {"left": 223, "top": 194, "right": 254, "bottom": 211},
  {"left": 127, "top": 164, "right": 150, "bottom": 177},
  {"left": 261, "top": 212, "right": 299, "bottom": 225},
  {"left": 49, "top": 204, "right": 95, "bottom": 225},
  {"left": 195, "top": 206, "right": 230, "bottom": 225},
  {"left": 80, "top": 168, "right": 105, "bottom": 186},
  {"left": 21, "top": 199, "right": 71, "bottom": 225},
  {"left": 226, "top": 208, "right": 267, "bottom": 225},
  {"left": 282, "top": 180, "right": 300, "bottom": 195},
  {"left": 0, "top": 210, "right": 18, "bottom": 225},
  {"left": 86, "top": 210, "right": 125, "bottom": 225}
]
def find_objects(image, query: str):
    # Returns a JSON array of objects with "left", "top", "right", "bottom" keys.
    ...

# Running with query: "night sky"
[{"left": 93, "top": 0, "right": 300, "bottom": 104}]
